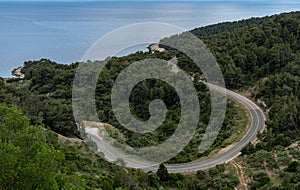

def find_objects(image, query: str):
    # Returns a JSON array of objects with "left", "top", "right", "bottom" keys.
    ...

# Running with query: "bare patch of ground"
[
  {"left": 57, "top": 134, "right": 83, "bottom": 143},
  {"left": 231, "top": 161, "right": 248, "bottom": 190},
  {"left": 148, "top": 43, "right": 165, "bottom": 52}
]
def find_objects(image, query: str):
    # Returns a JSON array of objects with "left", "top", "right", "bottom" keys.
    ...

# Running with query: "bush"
[
  {"left": 196, "top": 170, "right": 206, "bottom": 180},
  {"left": 286, "top": 161, "right": 300, "bottom": 172}
]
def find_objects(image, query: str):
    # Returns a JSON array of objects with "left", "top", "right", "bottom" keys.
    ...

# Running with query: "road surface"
[{"left": 85, "top": 84, "right": 265, "bottom": 173}]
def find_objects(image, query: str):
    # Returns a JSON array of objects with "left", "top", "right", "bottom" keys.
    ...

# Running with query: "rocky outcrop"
[
  {"left": 12, "top": 67, "right": 25, "bottom": 79},
  {"left": 148, "top": 43, "right": 165, "bottom": 52}
]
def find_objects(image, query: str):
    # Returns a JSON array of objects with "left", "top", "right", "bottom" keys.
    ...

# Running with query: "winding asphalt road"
[{"left": 85, "top": 84, "right": 265, "bottom": 173}]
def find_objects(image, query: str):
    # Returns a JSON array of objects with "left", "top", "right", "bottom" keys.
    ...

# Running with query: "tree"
[
  {"left": 253, "top": 172, "right": 271, "bottom": 187},
  {"left": 241, "top": 143, "right": 256, "bottom": 155},
  {"left": 0, "top": 78, "right": 4, "bottom": 88},
  {"left": 0, "top": 104, "right": 82, "bottom": 189},
  {"left": 196, "top": 170, "right": 206, "bottom": 180},
  {"left": 147, "top": 171, "right": 159, "bottom": 187},
  {"left": 209, "top": 173, "right": 239, "bottom": 190},
  {"left": 216, "top": 164, "right": 226, "bottom": 173},
  {"left": 286, "top": 161, "right": 300, "bottom": 172},
  {"left": 208, "top": 168, "right": 219, "bottom": 177},
  {"left": 157, "top": 163, "right": 169, "bottom": 182}
]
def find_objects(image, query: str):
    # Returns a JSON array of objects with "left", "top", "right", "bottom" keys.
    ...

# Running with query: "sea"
[{"left": 0, "top": 1, "right": 300, "bottom": 77}]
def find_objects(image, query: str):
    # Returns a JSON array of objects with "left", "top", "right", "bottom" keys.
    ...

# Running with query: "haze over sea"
[{"left": 0, "top": 1, "right": 299, "bottom": 77}]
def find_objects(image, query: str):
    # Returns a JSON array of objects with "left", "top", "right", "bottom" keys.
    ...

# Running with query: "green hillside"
[{"left": 1, "top": 11, "right": 300, "bottom": 189}]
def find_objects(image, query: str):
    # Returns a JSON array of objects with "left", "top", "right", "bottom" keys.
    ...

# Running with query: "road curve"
[
  {"left": 85, "top": 85, "right": 265, "bottom": 173},
  {"left": 166, "top": 84, "right": 265, "bottom": 172}
]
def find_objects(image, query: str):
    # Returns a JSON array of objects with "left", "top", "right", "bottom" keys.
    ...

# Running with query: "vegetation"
[
  {"left": 0, "top": 104, "right": 90, "bottom": 189},
  {"left": 1, "top": 11, "right": 300, "bottom": 189},
  {"left": 3, "top": 54, "right": 244, "bottom": 164},
  {"left": 161, "top": 11, "right": 300, "bottom": 147}
]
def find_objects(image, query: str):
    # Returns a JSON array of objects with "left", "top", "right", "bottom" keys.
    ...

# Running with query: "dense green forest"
[
  {"left": 0, "top": 103, "right": 240, "bottom": 189},
  {"left": 1, "top": 11, "right": 300, "bottom": 189}
]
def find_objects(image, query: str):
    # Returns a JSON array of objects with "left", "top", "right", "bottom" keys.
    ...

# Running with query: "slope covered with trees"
[
  {"left": 161, "top": 11, "right": 300, "bottom": 146},
  {"left": 1, "top": 11, "right": 300, "bottom": 189},
  {"left": 0, "top": 103, "right": 241, "bottom": 189},
  {"left": 159, "top": 11, "right": 300, "bottom": 189}
]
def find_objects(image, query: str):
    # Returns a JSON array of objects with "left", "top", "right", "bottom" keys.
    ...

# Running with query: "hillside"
[{"left": 1, "top": 11, "right": 300, "bottom": 189}]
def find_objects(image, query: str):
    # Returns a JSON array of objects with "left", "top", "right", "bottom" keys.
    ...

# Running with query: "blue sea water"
[{"left": 0, "top": 1, "right": 300, "bottom": 77}]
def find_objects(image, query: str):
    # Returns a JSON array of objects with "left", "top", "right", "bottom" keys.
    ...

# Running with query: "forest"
[{"left": 1, "top": 11, "right": 300, "bottom": 189}]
